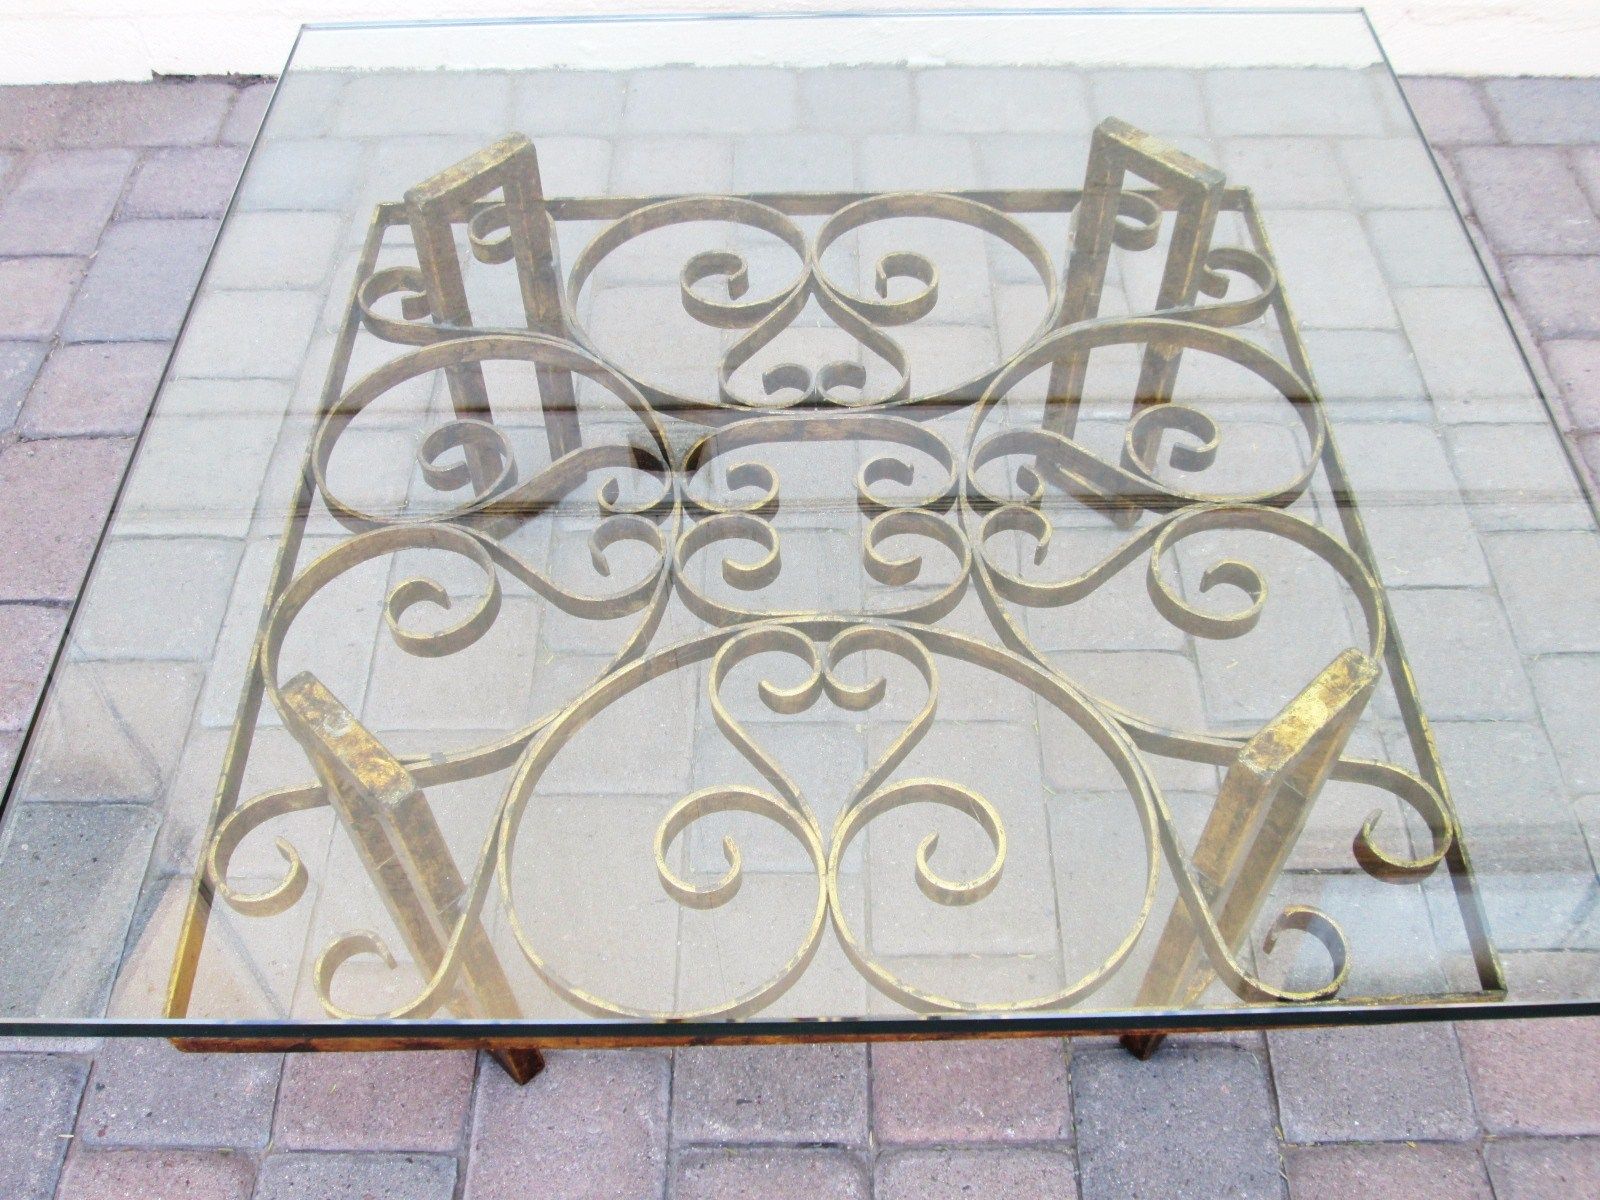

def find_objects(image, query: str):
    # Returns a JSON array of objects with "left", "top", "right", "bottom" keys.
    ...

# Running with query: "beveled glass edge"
[{"left": 5, "top": 995, "right": 1600, "bottom": 1042}]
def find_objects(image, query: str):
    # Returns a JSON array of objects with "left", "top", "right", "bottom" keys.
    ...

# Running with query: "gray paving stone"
[
  {"left": 236, "top": 138, "right": 363, "bottom": 211},
  {"left": 1327, "top": 426, "right": 1490, "bottom": 586},
  {"left": 1285, "top": 1142, "right": 1493, "bottom": 1199},
  {"left": 1388, "top": 588, "right": 1536, "bottom": 719},
  {"left": 1088, "top": 68, "right": 1207, "bottom": 135},
  {"left": 524, "top": 134, "right": 609, "bottom": 195},
  {"left": 62, "top": 218, "right": 217, "bottom": 342},
  {"left": 1364, "top": 208, "right": 1486, "bottom": 287},
  {"left": 121, "top": 146, "right": 247, "bottom": 218},
  {"left": 1205, "top": 67, "right": 1386, "bottom": 137},
  {"left": 859, "top": 132, "right": 979, "bottom": 192},
  {"left": 54, "top": 81, "right": 235, "bottom": 148},
  {"left": 71, "top": 536, "right": 242, "bottom": 660},
  {"left": 1434, "top": 720, "right": 1597, "bottom": 953},
  {"left": 0, "top": 149, "right": 134, "bottom": 255},
  {"left": 1260, "top": 209, "right": 1396, "bottom": 329},
  {"left": 1484, "top": 78, "right": 1600, "bottom": 145},
  {"left": 0, "top": 1055, "right": 90, "bottom": 1200},
  {"left": 18, "top": 341, "right": 167, "bottom": 437},
  {"left": 1484, "top": 1138, "right": 1600, "bottom": 1199},
  {"left": 0, "top": 804, "right": 156, "bottom": 1018},
  {"left": 624, "top": 68, "right": 797, "bottom": 134},
  {"left": 1454, "top": 146, "right": 1600, "bottom": 254},
  {"left": 0, "top": 256, "right": 86, "bottom": 339},
  {"left": 1073, "top": 1045, "right": 1283, "bottom": 1200},
  {"left": 78, "top": 1038, "right": 279, "bottom": 1148},
  {"left": 336, "top": 71, "right": 512, "bottom": 139},
  {"left": 18, "top": 659, "right": 201, "bottom": 804},
  {"left": 55, "top": 1148, "right": 256, "bottom": 1200},
  {"left": 117, "top": 412, "right": 279, "bottom": 539},
  {"left": 916, "top": 67, "right": 1091, "bottom": 133},
  {"left": 611, "top": 135, "right": 732, "bottom": 194},
  {"left": 1530, "top": 655, "right": 1600, "bottom": 793},
  {"left": 1546, "top": 339, "right": 1600, "bottom": 431},
  {"left": 1478, "top": 531, "right": 1600, "bottom": 652},
  {"left": 864, "top": 718, "right": 1058, "bottom": 958},
  {"left": 1268, "top": 1023, "right": 1476, "bottom": 1142},
  {"left": 1504, "top": 256, "right": 1600, "bottom": 339},
  {"left": 1220, "top": 138, "right": 1346, "bottom": 208},
  {"left": 168, "top": 289, "right": 321, "bottom": 378},
  {"left": 0, "top": 437, "right": 131, "bottom": 603},
  {"left": 673, "top": 1149, "right": 869, "bottom": 1200},
  {"left": 798, "top": 67, "right": 913, "bottom": 132},
  {"left": 1337, "top": 136, "right": 1449, "bottom": 210},
  {"left": 254, "top": 1153, "right": 456, "bottom": 1200},
  {"left": 0, "top": 340, "right": 50, "bottom": 426},
  {"left": 466, "top": 1050, "right": 668, "bottom": 1200},
  {"left": 1394, "top": 286, "right": 1545, "bottom": 421},
  {"left": 1047, "top": 652, "right": 1215, "bottom": 788},
  {"left": 1400, "top": 77, "right": 1498, "bottom": 145},
  {"left": 1448, "top": 424, "right": 1594, "bottom": 530},
  {"left": 673, "top": 1044, "right": 868, "bottom": 1145},
  {"left": 511, "top": 69, "right": 626, "bottom": 134},
  {"left": 876, "top": 1147, "right": 1079, "bottom": 1200},
  {"left": 206, "top": 210, "right": 343, "bottom": 289},
  {"left": 734, "top": 132, "right": 855, "bottom": 192}
]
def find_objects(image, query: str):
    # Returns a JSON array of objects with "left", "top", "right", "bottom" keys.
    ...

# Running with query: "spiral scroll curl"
[{"left": 206, "top": 334, "right": 686, "bottom": 972}]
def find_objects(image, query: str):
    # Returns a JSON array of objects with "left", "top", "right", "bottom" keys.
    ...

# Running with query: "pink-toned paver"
[
  {"left": 464, "top": 1050, "right": 668, "bottom": 1200},
  {"left": 55, "top": 1148, "right": 256, "bottom": 1200},
  {"left": 273, "top": 1050, "right": 476, "bottom": 1153},
  {"left": 0, "top": 437, "right": 130, "bottom": 602},
  {"left": 1458, "top": 1017, "right": 1600, "bottom": 1135},
  {"left": 1284, "top": 1143, "right": 1493, "bottom": 1200},
  {"left": 871, "top": 1039, "right": 1072, "bottom": 1144}
]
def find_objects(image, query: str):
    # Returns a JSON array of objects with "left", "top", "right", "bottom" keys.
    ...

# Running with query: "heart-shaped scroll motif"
[{"left": 564, "top": 192, "right": 1060, "bottom": 417}]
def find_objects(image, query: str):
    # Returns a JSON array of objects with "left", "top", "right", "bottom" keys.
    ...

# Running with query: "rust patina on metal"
[{"left": 167, "top": 118, "right": 1503, "bottom": 1079}]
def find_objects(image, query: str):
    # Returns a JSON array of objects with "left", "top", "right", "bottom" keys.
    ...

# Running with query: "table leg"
[
  {"left": 489, "top": 1046, "right": 546, "bottom": 1084},
  {"left": 1125, "top": 649, "right": 1380, "bottom": 1045}
]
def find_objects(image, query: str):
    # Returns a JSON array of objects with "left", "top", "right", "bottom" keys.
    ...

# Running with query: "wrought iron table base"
[{"left": 164, "top": 115, "right": 1500, "bottom": 1081}]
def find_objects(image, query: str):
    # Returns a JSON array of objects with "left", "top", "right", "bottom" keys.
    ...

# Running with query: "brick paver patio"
[{"left": 0, "top": 73, "right": 1595, "bottom": 1199}]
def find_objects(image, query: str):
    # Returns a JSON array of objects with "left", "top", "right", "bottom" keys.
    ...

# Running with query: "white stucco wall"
[{"left": 0, "top": 1, "right": 1596, "bottom": 85}]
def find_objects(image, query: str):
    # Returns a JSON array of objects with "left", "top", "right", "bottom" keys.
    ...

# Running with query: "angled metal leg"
[
  {"left": 1130, "top": 649, "right": 1380, "bottom": 1032},
  {"left": 1119, "top": 1032, "right": 1166, "bottom": 1059},
  {"left": 489, "top": 1046, "right": 546, "bottom": 1084},
  {"left": 279, "top": 673, "right": 519, "bottom": 1021}
]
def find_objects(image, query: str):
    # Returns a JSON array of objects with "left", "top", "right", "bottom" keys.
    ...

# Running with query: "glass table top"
[{"left": 3, "top": 9, "right": 1598, "bottom": 1039}]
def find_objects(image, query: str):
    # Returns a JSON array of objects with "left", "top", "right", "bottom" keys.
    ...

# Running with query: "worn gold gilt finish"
[{"left": 166, "top": 117, "right": 1503, "bottom": 1080}]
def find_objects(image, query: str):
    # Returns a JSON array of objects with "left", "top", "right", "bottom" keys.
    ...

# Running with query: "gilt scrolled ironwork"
[{"left": 168, "top": 116, "right": 1504, "bottom": 1029}]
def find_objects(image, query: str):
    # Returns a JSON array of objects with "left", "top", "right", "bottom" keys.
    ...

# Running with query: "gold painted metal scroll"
[{"left": 168, "top": 120, "right": 1503, "bottom": 1028}]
